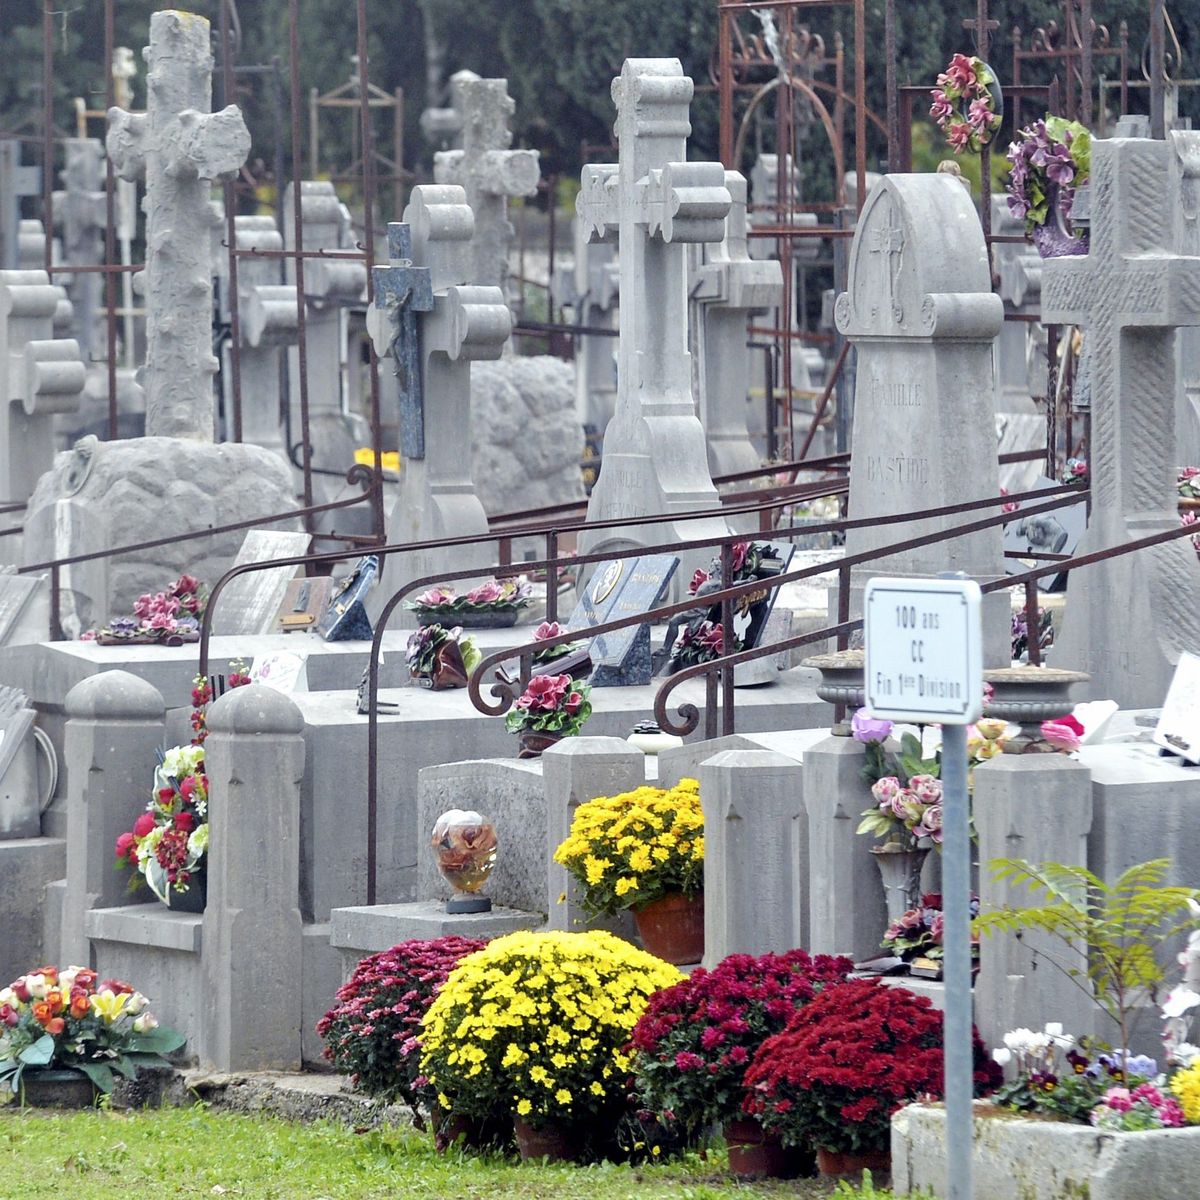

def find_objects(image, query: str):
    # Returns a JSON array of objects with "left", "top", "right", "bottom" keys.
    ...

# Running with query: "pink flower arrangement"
[
  {"left": 1041, "top": 713, "right": 1084, "bottom": 753},
  {"left": 860, "top": 773, "right": 943, "bottom": 847},
  {"left": 531, "top": 620, "right": 583, "bottom": 664},
  {"left": 84, "top": 575, "right": 207, "bottom": 644},
  {"left": 1178, "top": 466, "right": 1200, "bottom": 500},
  {"left": 1091, "top": 1083, "right": 1186, "bottom": 1131},
  {"left": 505, "top": 673, "right": 592, "bottom": 737},
  {"left": 407, "top": 579, "right": 532, "bottom": 615},
  {"left": 930, "top": 53, "right": 1002, "bottom": 154}
]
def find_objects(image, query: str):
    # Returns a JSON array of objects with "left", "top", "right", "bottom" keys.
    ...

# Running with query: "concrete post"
[
  {"left": 541, "top": 736, "right": 644, "bottom": 936},
  {"left": 699, "top": 749, "right": 807, "bottom": 966},
  {"left": 802, "top": 734, "right": 887, "bottom": 960},
  {"left": 61, "top": 671, "right": 165, "bottom": 964},
  {"left": 974, "top": 754, "right": 1094, "bottom": 1046},
  {"left": 201, "top": 684, "right": 304, "bottom": 1070}
]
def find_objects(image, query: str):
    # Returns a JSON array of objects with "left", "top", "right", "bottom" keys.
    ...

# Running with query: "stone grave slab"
[
  {"left": 211, "top": 530, "right": 311, "bottom": 637},
  {"left": 0, "top": 570, "right": 48, "bottom": 647},
  {"left": 566, "top": 553, "right": 678, "bottom": 686}
]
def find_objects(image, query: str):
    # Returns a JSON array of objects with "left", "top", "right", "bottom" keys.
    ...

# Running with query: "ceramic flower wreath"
[{"left": 930, "top": 53, "right": 1002, "bottom": 153}]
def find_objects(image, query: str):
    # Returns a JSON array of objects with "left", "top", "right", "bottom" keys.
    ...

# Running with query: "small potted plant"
[
  {"left": 504, "top": 673, "right": 592, "bottom": 758},
  {"left": 743, "top": 978, "right": 1001, "bottom": 1177},
  {"left": 0, "top": 966, "right": 183, "bottom": 1106},
  {"left": 553, "top": 778, "right": 705, "bottom": 964},
  {"left": 930, "top": 52, "right": 1003, "bottom": 154},
  {"left": 405, "top": 624, "right": 481, "bottom": 690},
  {"left": 316, "top": 936, "right": 486, "bottom": 1142},
  {"left": 1006, "top": 115, "right": 1091, "bottom": 258},
  {"left": 419, "top": 929, "right": 682, "bottom": 1161},
  {"left": 631, "top": 949, "right": 853, "bottom": 1176},
  {"left": 406, "top": 579, "right": 532, "bottom": 629}
]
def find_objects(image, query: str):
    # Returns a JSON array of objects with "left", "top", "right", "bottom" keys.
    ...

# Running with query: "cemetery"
[{"left": 1, "top": 2, "right": 1200, "bottom": 1198}]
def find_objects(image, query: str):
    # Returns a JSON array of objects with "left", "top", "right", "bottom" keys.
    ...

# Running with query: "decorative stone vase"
[
  {"left": 724, "top": 1116, "right": 814, "bottom": 1179},
  {"left": 19, "top": 1068, "right": 99, "bottom": 1108},
  {"left": 164, "top": 869, "right": 206, "bottom": 914},
  {"left": 982, "top": 666, "right": 1089, "bottom": 751},
  {"left": 513, "top": 1116, "right": 579, "bottom": 1162},
  {"left": 633, "top": 891, "right": 705, "bottom": 965},
  {"left": 871, "top": 845, "right": 929, "bottom": 923},
  {"left": 517, "top": 729, "right": 564, "bottom": 759},
  {"left": 418, "top": 609, "right": 520, "bottom": 630},
  {"left": 1031, "top": 184, "right": 1088, "bottom": 259},
  {"left": 801, "top": 649, "right": 865, "bottom": 734},
  {"left": 816, "top": 1146, "right": 891, "bottom": 1178}
]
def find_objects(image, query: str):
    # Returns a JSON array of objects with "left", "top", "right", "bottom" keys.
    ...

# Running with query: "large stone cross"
[
  {"left": 1042, "top": 136, "right": 1200, "bottom": 705},
  {"left": 106, "top": 10, "right": 250, "bottom": 440},
  {"left": 0, "top": 141, "right": 39, "bottom": 271},
  {"left": 576, "top": 58, "right": 732, "bottom": 563},
  {"left": 432, "top": 71, "right": 540, "bottom": 300}
]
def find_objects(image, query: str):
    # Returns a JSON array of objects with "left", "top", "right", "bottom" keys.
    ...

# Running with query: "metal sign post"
[{"left": 863, "top": 575, "right": 981, "bottom": 1200}]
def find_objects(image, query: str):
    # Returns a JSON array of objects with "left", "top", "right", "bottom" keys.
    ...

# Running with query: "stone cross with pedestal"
[
  {"left": 690, "top": 171, "right": 781, "bottom": 481},
  {"left": 577, "top": 59, "right": 732, "bottom": 564},
  {"left": 432, "top": 72, "right": 540, "bottom": 306},
  {"left": 834, "top": 174, "right": 1009, "bottom": 665},
  {"left": 1042, "top": 135, "right": 1200, "bottom": 707},
  {"left": 558, "top": 217, "right": 619, "bottom": 433},
  {"left": 53, "top": 139, "right": 107, "bottom": 363},
  {"left": 106, "top": 9, "right": 250, "bottom": 440},
  {"left": 369, "top": 185, "right": 510, "bottom": 598}
]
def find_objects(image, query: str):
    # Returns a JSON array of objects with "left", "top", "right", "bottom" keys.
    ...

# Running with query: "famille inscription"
[{"left": 868, "top": 378, "right": 922, "bottom": 408}]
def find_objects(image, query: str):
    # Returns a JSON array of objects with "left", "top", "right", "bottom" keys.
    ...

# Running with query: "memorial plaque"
[
  {"left": 1153, "top": 652, "right": 1200, "bottom": 764},
  {"left": 0, "top": 570, "right": 48, "bottom": 647},
  {"left": 211, "top": 530, "right": 311, "bottom": 637},
  {"left": 567, "top": 554, "right": 678, "bottom": 686},
  {"left": 1001, "top": 476, "right": 1087, "bottom": 591}
]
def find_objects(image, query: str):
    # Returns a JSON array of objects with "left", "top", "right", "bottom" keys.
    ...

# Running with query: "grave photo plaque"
[
  {"left": 566, "top": 554, "right": 678, "bottom": 686},
  {"left": 1002, "top": 477, "right": 1087, "bottom": 591}
]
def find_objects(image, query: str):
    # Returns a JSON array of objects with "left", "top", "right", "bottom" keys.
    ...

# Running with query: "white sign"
[
  {"left": 249, "top": 650, "right": 309, "bottom": 695},
  {"left": 863, "top": 577, "right": 982, "bottom": 724},
  {"left": 1153, "top": 651, "right": 1200, "bottom": 764}
]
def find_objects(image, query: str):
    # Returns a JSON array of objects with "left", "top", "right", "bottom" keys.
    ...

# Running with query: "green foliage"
[{"left": 975, "top": 858, "right": 1200, "bottom": 1049}]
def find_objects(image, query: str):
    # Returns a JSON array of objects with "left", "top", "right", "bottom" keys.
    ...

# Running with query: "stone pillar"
[
  {"left": 61, "top": 671, "right": 165, "bottom": 964},
  {"left": 541, "top": 737, "right": 644, "bottom": 936},
  {"left": 201, "top": 684, "right": 304, "bottom": 1071},
  {"left": 974, "top": 754, "right": 1095, "bottom": 1046},
  {"left": 802, "top": 734, "right": 887, "bottom": 959},
  {"left": 699, "top": 749, "right": 807, "bottom": 966}
]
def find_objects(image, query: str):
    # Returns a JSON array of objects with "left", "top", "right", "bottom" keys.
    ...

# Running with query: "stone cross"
[
  {"left": 834, "top": 174, "right": 1009, "bottom": 665},
  {"left": 690, "top": 171, "right": 781, "bottom": 483},
  {"left": 0, "top": 141, "right": 39, "bottom": 271},
  {"left": 576, "top": 59, "right": 732, "bottom": 562},
  {"left": 1042, "top": 135, "right": 1200, "bottom": 707},
  {"left": 226, "top": 214, "right": 298, "bottom": 459},
  {"left": 1171, "top": 131, "right": 1200, "bottom": 466},
  {"left": 431, "top": 71, "right": 540, "bottom": 303},
  {"left": 52, "top": 139, "right": 106, "bottom": 363},
  {"left": 106, "top": 10, "right": 250, "bottom": 440},
  {"left": 369, "top": 184, "right": 510, "bottom": 595},
  {"left": 368, "top": 223, "right": 433, "bottom": 459},
  {"left": 0, "top": 271, "right": 85, "bottom": 507}
]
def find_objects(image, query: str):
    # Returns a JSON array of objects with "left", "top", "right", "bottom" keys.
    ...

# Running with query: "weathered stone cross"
[
  {"left": 432, "top": 71, "right": 539, "bottom": 301},
  {"left": 576, "top": 58, "right": 732, "bottom": 561},
  {"left": 870, "top": 213, "right": 905, "bottom": 325},
  {"left": 106, "top": 10, "right": 249, "bottom": 439},
  {"left": 1043, "top": 134, "right": 1200, "bottom": 705}
]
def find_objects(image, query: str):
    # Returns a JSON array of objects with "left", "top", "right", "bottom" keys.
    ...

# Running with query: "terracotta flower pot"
[
  {"left": 633, "top": 891, "right": 705, "bottom": 965},
  {"left": 19, "top": 1069, "right": 99, "bottom": 1108},
  {"left": 513, "top": 1116, "right": 579, "bottom": 1162},
  {"left": 517, "top": 729, "right": 564, "bottom": 759},
  {"left": 816, "top": 1145, "right": 891, "bottom": 1178},
  {"left": 433, "top": 1105, "right": 512, "bottom": 1153},
  {"left": 724, "top": 1116, "right": 814, "bottom": 1179}
]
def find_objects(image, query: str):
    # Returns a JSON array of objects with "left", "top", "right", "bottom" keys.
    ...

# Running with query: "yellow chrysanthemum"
[{"left": 1170, "top": 1063, "right": 1200, "bottom": 1123}]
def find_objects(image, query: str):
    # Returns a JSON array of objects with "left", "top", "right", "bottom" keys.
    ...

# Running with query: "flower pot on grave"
[
  {"left": 870, "top": 845, "right": 929, "bottom": 924},
  {"left": 164, "top": 869, "right": 207, "bottom": 914},
  {"left": 982, "top": 666, "right": 1089, "bottom": 751},
  {"left": 1031, "top": 184, "right": 1088, "bottom": 259},
  {"left": 418, "top": 609, "right": 520, "bottom": 630},
  {"left": 724, "top": 1116, "right": 814, "bottom": 1179},
  {"left": 633, "top": 891, "right": 705, "bottom": 965},
  {"left": 801, "top": 649, "right": 864, "bottom": 733},
  {"left": 513, "top": 1116, "right": 580, "bottom": 1162},
  {"left": 816, "top": 1146, "right": 891, "bottom": 1179},
  {"left": 517, "top": 729, "right": 564, "bottom": 759},
  {"left": 414, "top": 641, "right": 469, "bottom": 691},
  {"left": 19, "top": 1068, "right": 100, "bottom": 1109},
  {"left": 434, "top": 1104, "right": 513, "bottom": 1153}
]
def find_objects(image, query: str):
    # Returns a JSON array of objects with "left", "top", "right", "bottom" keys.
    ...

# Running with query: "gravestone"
[
  {"left": 576, "top": 59, "right": 732, "bottom": 573},
  {"left": 1171, "top": 132, "right": 1200, "bottom": 467},
  {"left": 0, "top": 686, "right": 42, "bottom": 839},
  {"left": 1042, "top": 134, "right": 1200, "bottom": 707},
  {"left": 833, "top": 174, "right": 1009, "bottom": 665},
  {"left": 690, "top": 171, "right": 781, "bottom": 482},
  {"left": 211, "top": 529, "right": 311, "bottom": 637},
  {"left": 53, "top": 139, "right": 107, "bottom": 363},
  {"left": 368, "top": 188, "right": 510, "bottom": 608},
  {"left": 565, "top": 553, "right": 678, "bottom": 686},
  {"left": 431, "top": 71, "right": 540, "bottom": 307},
  {"left": 558, "top": 217, "right": 619, "bottom": 433},
  {"left": 0, "top": 141, "right": 39, "bottom": 271},
  {"left": 0, "top": 570, "right": 49, "bottom": 646},
  {"left": 21, "top": 11, "right": 297, "bottom": 634}
]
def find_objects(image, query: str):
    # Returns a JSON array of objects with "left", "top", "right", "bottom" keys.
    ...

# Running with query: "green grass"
[{"left": 0, "top": 1105, "right": 916, "bottom": 1200}]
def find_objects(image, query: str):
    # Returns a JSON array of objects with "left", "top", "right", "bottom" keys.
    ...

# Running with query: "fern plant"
[{"left": 974, "top": 858, "right": 1200, "bottom": 1052}]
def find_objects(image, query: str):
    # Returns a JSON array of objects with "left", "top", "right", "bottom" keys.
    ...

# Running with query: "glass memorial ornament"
[{"left": 431, "top": 809, "right": 497, "bottom": 914}]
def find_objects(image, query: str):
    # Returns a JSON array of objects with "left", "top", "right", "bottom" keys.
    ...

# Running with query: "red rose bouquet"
[
  {"left": 317, "top": 936, "right": 486, "bottom": 1122},
  {"left": 743, "top": 978, "right": 1001, "bottom": 1153},
  {"left": 630, "top": 949, "right": 853, "bottom": 1140}
]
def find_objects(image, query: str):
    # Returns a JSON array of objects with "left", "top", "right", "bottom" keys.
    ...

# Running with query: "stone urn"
[
  {"left": 802, "top": 649, "right": 865, "bottom": 734},
  {"left": 871, "top": 844, "right": 930, "bottom": 923},
  {"left": 983, "top": 666, "right": 1089, "bottom": 751}
]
